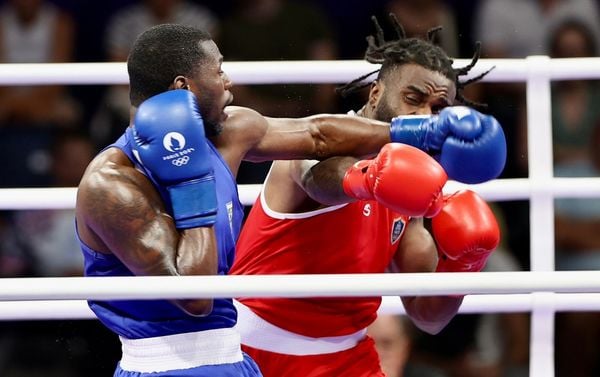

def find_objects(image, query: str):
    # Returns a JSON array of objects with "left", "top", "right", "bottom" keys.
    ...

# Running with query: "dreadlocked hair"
[{"left": 336, "top": 13, "right": 493, "bottom": 109}]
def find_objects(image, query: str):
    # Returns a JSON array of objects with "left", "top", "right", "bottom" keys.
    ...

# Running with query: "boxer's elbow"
[
  {"left": 177, "top": 299, "right": 214, "bottom": 317},
  {"left": 411, "top": 317, "right": 452, "bottom": 335},
  {"left": 403, "top": 295, "right": 463, "bottom": 335},
  {"left": 309, "top": 116, "right": 344, "bottom": 160}
]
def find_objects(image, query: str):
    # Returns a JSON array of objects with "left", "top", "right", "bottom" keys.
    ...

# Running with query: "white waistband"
[
  {"left": 233, "top": 299, "right": 366, "bottom": 356},
  {"left": 119, "top": 328, "right": 243, "bottom": 373}
]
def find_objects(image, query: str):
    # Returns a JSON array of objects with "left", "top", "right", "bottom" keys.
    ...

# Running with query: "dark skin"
[
  {"left": 263, "top": 63, "right": 462, "bottom": 334},
  {"left": 76, "top": 40, "right": 394, "bottom": 317}
]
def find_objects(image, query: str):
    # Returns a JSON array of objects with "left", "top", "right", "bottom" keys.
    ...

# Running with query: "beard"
[
  {"left": 203, "top": 119, "right": 223, "bottom": 137},
  {"left": 197, "top": 97, "right": 224, "bottom": 137},
  {"left": 373, "top": 96, "right": 396, "bottom": 122}
]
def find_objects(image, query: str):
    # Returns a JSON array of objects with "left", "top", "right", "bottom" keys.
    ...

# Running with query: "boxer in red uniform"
[{"left": 230, "top": 16, "right": 503, "bottom": 377}]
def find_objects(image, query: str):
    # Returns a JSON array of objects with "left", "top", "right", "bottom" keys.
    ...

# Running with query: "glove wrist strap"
[
  {"left": 390, "top": 115, "right": 430, "bottom": 149},
  {"left": 342, "top": 161, "right": 374, "bottom": 200},
  {"left": 168, "top": 176, "right": 217, "bottom": 229}
]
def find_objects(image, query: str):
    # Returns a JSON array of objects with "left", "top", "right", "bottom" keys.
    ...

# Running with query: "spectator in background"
[
  {"left": 368, "top": 314, "right": 448, "bottom": 377},
  {"left": 10, "top": 131, "right": 95, "bottom": 277},
  {"left": 551, "top": 21, "right": 600, "bottom": 374},
  {"left": 218, "top": 0, "right": 338, "bottom": 187},
  {"left": 0, "top": 131, "right": 99, "bottom": 377},
  {"left": 0, "top": 0, "right": 81, "bottom": 128},
  {"left": 472, "top": 242, "right": 529, "bottom": 377},
  {"left": 404, "top": 207, "right": 529, "bottom": 377},
  {"left": 474, "top": 0, "right": 600, "bottom": 172},
  {"left": 553, "top": 104, "right": 600, "bottom": 267},
  {"left": 548, "top": 19, "right": 600, "bottom": 165},
  {"left": 474, "top": 0, "right": 600, "bottom": 167},
  {"left": 90, "top": 0, "right": 218, "bottom": 146},
  {"left": 554, "top": 123, "right": 600, "bottom": 377},
  {"left": 474, "top": 0, "right": 600, "bottom": 174},
  {"left": 0, "top": 213, "right": 32, "bottom": 277},
  {"left": 545, "top": 17, "right": 600, "bottom": 271},
  {"left": 105, "top": 0, "right": 219, "bottom": 62},
  {"left": 472, "top": 0, "right": 600, "bottom": 271},
  {"left": 0, "top": 0, "right": 83, "bottom": 188},
  {"left": 474, "top": 0, "right": 600, "bottom": 59},
  {"left": 384, "top": 0, "right": 459, "bottom": 58},
  {"left": 309, "top": 0, "right": 385, "bottom": 59},
  {"left": 218, "top": 0, "right": 337, "bottom": 117}
]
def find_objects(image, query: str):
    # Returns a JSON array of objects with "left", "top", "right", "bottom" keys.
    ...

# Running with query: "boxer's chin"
[{"left": 204, "top": 120, "right": 223, "bottom": 137}]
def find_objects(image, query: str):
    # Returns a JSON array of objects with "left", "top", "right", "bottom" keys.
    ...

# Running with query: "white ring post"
[
  {"left": 527, "top": 55, "right": 555, "bottom": 377},
  {"left": 530, "top": 292, "right": 557, "bottom": 376}
]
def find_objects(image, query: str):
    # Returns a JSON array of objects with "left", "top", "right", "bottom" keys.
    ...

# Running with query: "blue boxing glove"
[
  {"left": 131, "top": 89, "right": 217, "bottom": 228},
  {"left": 390, "top": 106, "right": 507, "bottom": 184}
]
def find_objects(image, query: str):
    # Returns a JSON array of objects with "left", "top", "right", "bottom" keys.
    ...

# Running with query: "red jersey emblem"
[{"left": 391, "top": 217, "right": 406, "bottom": 244}]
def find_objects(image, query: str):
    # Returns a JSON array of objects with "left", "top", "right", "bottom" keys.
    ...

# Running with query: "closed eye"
[{"left": 404, "top": 94, "right": 421, "bottom": 105}]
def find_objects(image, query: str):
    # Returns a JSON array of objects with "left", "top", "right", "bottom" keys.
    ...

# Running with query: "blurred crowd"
[{"left": 0, "top": 0, "right": 599, "bottom": 376}]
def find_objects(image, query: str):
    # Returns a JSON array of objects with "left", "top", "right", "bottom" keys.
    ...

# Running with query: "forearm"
[
  {"left": 297, "top": 157, "right": 358, "bottom": 206},
  {"left": 401, "top": 295, "right": 464, "bottom": 334},
  {"left": 310, "top": 114, "right": 390, "bottom": 159},
  {"left": 176, "top": 227, "right": 218, "bottom": 276},
  {"left": 394, "top": 220, "right": 463, "bottom": 334},
  {"left": 244, "top": 110, "right": 390, "bottom": 162},
  {"left": 128, "top": 225, "right": 218, "bottom": 316},
  {"left": 173, "top": 227, "right": 218, "bottom": 316},
  {"left": 125, "top": 223, "right": 218, "bottom": 317}
]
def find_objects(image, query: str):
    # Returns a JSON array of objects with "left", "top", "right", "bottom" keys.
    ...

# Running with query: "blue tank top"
[{"left": 79, "top": 128, "right": 244, "bottom": 339}]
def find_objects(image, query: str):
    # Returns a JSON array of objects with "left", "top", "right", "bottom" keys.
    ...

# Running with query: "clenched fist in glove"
[
  {"left": 131, "top": 89, "right": 217, "bottom": 229},
  {"left": 390, "top": 106, "right": 506, "bottom": 184},
  {"left": 432, "top": 190, "right": 500, "bottom": 272},
  {"left": 342, "top": 143, "right": 447, "bottom": 218}
]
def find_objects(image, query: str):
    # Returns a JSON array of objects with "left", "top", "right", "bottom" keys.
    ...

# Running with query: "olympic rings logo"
[{"left": 171, "top": 156, "right": 190, "bottom": 166}]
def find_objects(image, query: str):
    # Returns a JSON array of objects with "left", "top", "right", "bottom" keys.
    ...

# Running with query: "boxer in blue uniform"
[{"left": 75, "top": 23, "right": 506, "bottom": 376}]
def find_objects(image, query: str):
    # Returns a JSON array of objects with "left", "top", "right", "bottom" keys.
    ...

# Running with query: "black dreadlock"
[{"left": 336, "top": 14, "right": 493, "bottom": 108}]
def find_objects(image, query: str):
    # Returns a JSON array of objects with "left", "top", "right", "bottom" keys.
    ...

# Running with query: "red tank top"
[{"left": 230, "top": 193, "right": 409, "bottom": 337}]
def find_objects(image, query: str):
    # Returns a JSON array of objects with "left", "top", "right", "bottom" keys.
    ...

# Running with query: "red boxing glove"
[
  {"left": 433, "top": 190, "right": 500, "bottom": 272},
  {"left": 342, "top": 143, "right": 447, "bottom": 217}
]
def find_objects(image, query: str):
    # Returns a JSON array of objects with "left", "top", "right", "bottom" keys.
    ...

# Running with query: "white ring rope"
[
  {"left": 2, "top": 57, "right": 600, "bottom": 85},
  {"left": 3, "top": 293, "right": 600, "bottom": 321},
  {"left": 1, "top": 272, "right": 600, "bottom": 301},
  {"left": 3, "top": 177, "right": 600, "bottom": 209}
]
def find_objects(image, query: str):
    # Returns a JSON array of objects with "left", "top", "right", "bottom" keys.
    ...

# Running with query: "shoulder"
[
  {"left": 224, "top": 106, "right": 265, "bottom": 127},
  {"left": 217, "top": 106, "right": 268, "bottom": 146},
  {"left": 79, "top": 148, "right": 133, "bottom": 187},
  {"left": 77, "top": 147, "right": 158, "bottom": 215},
  {"left": 76, "top": 147, "right": 169, "bottom": 254}
]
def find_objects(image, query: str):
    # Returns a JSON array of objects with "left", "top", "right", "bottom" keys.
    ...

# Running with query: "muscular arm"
[
  {"left": 76, "top": 150, "right": 217, "bottom": 316},
  {"left": 256, "top": 114, "right": 390, "bottom": 160},
  {"left": 218, "top": 107, "right": 390, "bottom": 165},
  {"left": 393, "top": 218, "right": 463, "bottom": 335},
  {"left": 291, "top": 157, "right": 359, "bottom": 206},
  {"left": 270, "top": 144, "right": 447, "bottom": 214}
]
